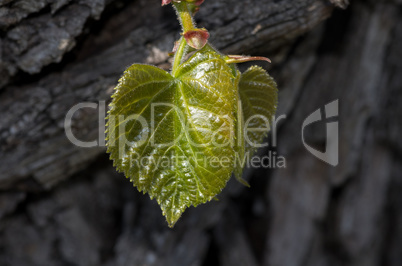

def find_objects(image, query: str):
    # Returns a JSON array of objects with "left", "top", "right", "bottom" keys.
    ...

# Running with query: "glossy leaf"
[
  {"left": 238, "top": 66, "right": 278, "bottom": 156},
  {"left": 234, "top": 90, "right": 249, "bottom": 187},
  {"left": 106, "top": 45, "right": 238, "bottom": 227}
]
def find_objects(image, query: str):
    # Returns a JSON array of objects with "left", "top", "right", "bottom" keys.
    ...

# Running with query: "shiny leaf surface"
[
  {"left": 106, "top": 45, "right": 238, "bottom": 227},
  {"left": 238, "top": 66, "right": 278, "bottom": 156}
]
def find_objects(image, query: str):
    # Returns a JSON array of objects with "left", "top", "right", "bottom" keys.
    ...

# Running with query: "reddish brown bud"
[
  {"left": 183, "top": 28, "right": 210, "bottom": 50},
  {"left": 225, "top": 55, "right": 272, "bottom": 64},
  {"left": 162, "top": 0, "right": 172, "bottom": 6}
]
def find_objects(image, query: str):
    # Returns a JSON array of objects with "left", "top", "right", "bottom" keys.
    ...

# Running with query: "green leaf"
[
  {"left": 238, "top": 66, "right": 278, "bottom": 157},
  {"left": 106, "top": 45, "right": 238, "bottom": 227},
  {"left": 231, "top": 67, "right": 249, "bottom": 187},
  {"left": 234, "top": 94, "right": 250, "bottom": 187}
]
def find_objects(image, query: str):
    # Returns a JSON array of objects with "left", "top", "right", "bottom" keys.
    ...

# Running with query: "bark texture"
[{"left": 1, "top": 0, "right": 401, "bottom": 265}]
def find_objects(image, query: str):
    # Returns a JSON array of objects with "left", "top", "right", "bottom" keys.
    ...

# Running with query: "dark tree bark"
[{"left": 0, "top": 0, "right": 401, "bottom": 265}]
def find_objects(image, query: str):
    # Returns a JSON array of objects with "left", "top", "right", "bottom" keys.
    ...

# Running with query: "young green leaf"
[
  {"left": 234, "top": 92, "right": 249, "bottom": 187},
  {"left": 238, "top": 66, "right": 278, "bottom": 156},
  {"left": 106, "top": 45, "right": 239, "bottom": 227}
]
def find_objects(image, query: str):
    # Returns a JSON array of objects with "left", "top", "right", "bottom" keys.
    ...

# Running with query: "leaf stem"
[
  {"left": 174, "top": 2, "right": 196, "bottom": 32},
  {"left": 171, "top": 2, "right": 195, "bottom": 76},
  {"left": 172, "top": 37, "right": 187, "bottom": 76}
]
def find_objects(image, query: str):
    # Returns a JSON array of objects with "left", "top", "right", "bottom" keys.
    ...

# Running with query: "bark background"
[{"left": 0, "top": 0, "right": 401, "bottom": 265}]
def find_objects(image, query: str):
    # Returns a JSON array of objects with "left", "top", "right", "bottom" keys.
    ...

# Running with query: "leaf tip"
[
  {"left": 164, "top": 208, "right": 184, "bottom": 228},
  {"left": 235, "top": 173, "right": 250, "bottom": 187}
]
